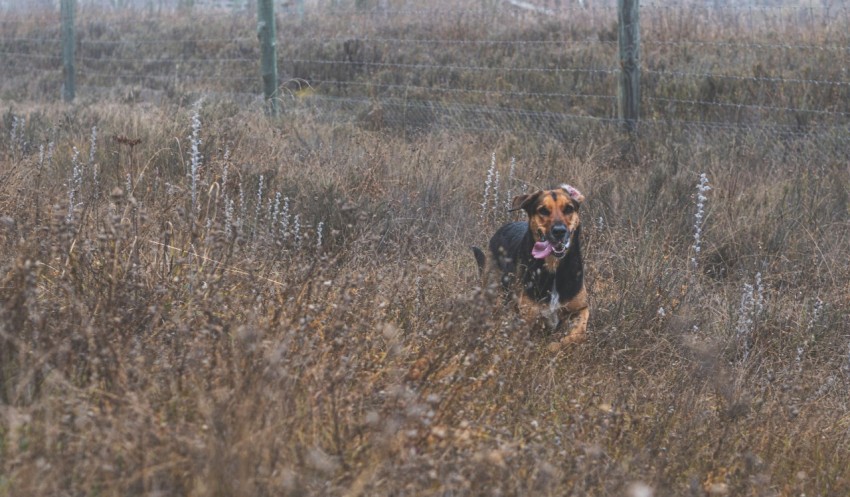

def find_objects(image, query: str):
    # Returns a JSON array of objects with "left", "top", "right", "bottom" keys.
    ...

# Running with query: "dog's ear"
[
  {"left": 560, "top": 184, "right": 585, "bottom": 206},
  {"left": 509, "top": 190, "right": 543, "bottom": 213}
]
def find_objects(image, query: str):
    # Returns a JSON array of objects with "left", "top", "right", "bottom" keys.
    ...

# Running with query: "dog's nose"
[{"left": 551, "top": 224, "right": 568, "bottom": 240}]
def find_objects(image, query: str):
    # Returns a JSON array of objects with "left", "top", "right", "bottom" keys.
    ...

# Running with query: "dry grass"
[{"left": 2, "top": 3, "right": 850, "bottom": 497}]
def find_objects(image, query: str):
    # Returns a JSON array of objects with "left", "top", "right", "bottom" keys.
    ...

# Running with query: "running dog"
[{"left": 473, "top": 184, "right": 588, "bottom": 350}]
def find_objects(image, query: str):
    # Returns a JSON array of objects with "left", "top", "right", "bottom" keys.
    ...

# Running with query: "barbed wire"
[
  {"left": 299, "top": 38, "right": 850, "bottom": 52},
  {"left": 296, "top": 36, "right": 614, "bottom": 47},
  {"left": 77, "top": 83, "right": 264, "bottom": 100},
  {"left": 308, "top": 6, "right": 617, "bottom": 17},
  {"left": 80, "top": 71, "right": 258, "bottom": 83},
  {"left": 62, "top": 82, "right": 850, "bottom": 164},
  {"left": 644, "top": 40, "right": 850, "bottom": 51},
  {"left": 281, "top": 58, "right": 619, "bottom": 75},
  {"left": 80, "top": 37, "right": 256, "bottom": 46},
  {"left": 646, "top": 96, "right": 850, "bottom": 118},
  {"left": 7, "top": 50, "right": 850, "bottom": 119},
  {"left": 75, "top": 54, "right": 256, "bottom": 64},
  {"left": 5, "top": 47, "right": 849, "bottom": 91},
  {"left": 0, "top": 3, "right": 841, "bottom": 16},
  {"left": 645, "top": 69, "right": 850, "bottom": 87},
  {"left": 294, "top": 79, "right": 617, "bottom": 102},
  {"left": 0, "top": 37, "right": 62, "bottom": 43},
  {"left": 3, "top": 3, "right": 850, "bottom": 145},
  {"left": 54, "top": 66, "right": 850, "bottom": 121},
  {"left": 11, "top": 63, "right": 850, "bottom": 126},
  {"left": 0, "top": 51, "right": 63, "bottom": 60},
  {"left": 64, "top": 76, "right": 758, "bottom": 134},
  {"left": 6, "top": 35, "right": 850, "bottom": 53},
  {"left": 65, "top": 53, "right": 849, "bottom": 90},
  {"left": 24, "top": 1, "right": 828, "bottom": 17},
  {"left": 331, "top": 95, "right": 610, "bottom": 120},
  {"left": 286, "top": 4, "right": 842, "bottom": 17}
]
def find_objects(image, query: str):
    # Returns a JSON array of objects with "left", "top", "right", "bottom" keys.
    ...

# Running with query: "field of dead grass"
[{"left": 1, "top": 3, "right": 850, "bottom": 496}]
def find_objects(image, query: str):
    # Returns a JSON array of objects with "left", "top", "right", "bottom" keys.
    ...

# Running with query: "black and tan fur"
[{"left": 473, "top": 185, "right": 588, "bottom": 350}]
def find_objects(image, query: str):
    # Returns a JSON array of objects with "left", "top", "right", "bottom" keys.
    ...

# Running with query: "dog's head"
[{"left": 511, "top": 184, "right": 584, "bottom": 258}]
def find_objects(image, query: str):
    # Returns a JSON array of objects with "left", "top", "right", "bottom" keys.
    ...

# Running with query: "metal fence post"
[
  {"left": 61, "top": 0, "right": 76, "bottom": 103},
  {"left": 617, "top": 0, "right": 640, "bottom": 132},
  {"left": 257, "top": 0, "right": 279, "bottom": 116}
]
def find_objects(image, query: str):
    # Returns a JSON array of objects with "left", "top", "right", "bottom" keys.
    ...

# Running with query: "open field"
[{"left": 2, "top": 2, "right": 850, "bottom": 496}]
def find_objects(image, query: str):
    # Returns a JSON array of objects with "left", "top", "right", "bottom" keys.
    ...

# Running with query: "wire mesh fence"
[{"left": 2, "top": 0, "right": 849, "bottom": 163}]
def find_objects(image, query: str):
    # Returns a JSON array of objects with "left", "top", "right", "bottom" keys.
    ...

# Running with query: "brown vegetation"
[{"left": 1, "top": 3, "right": 849, "bottom": 496}]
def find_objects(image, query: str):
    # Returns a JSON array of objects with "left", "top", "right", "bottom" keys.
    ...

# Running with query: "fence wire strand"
[{"left": 1, "top": 1, "right": 849, "bottom": 162}]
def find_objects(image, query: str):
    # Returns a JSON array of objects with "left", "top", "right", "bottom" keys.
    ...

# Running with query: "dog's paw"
[{"left": 548, "top": 332, "right": 587, "bottom": 352}]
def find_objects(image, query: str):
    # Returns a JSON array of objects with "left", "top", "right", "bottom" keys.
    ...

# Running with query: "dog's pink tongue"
[{"left": 532, "top": 241, "right": 553, "bottom": 259}]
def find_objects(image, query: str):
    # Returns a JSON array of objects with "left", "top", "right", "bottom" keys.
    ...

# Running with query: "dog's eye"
[
  {"left": 537, "top": 207, "right": 551, "bottom": 216},
  {"left": 562, "top": 205, "right": 574, "bottom": 214}
]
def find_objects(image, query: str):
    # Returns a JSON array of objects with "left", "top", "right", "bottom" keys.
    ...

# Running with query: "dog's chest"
[
  {"left": 517, "top": 275, "right": 587, "bottom": 330},
  {"left": 522, "top": 261, "right": 582, "bottom": 304},
  {"left": 543, "top": 254, "right": 560, "bottom": 273},
  {"left": 523, "top": 265, "right": 560, "bottom": 302}
]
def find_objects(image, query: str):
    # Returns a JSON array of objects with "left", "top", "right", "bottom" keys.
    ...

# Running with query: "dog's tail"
[{"left": 471, "top": 246, "right": 486, "bottom": 274}]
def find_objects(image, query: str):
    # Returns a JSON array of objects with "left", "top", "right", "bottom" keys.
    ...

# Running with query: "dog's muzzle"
[
  {"left": 549, "top": 225, "right": 570, "bottom": 258},
  {"left": 533, "top": 226, "right": 571, "bottom": 259},
  {"left": 551, "top": 240, "right": 569, "bottom": 257}
]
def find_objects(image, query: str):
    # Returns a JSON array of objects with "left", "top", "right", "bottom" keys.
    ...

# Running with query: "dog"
[{"left": 473, "top": 184, "right": 588, "bottom": 350}]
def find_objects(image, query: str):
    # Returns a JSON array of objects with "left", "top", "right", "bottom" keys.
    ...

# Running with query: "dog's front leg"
[
  {"left": 548, "top": 306, "right": 589, "bottom": 352},
  {"left": 516, "top": 293, "right": 541, "bottom": 323}
]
